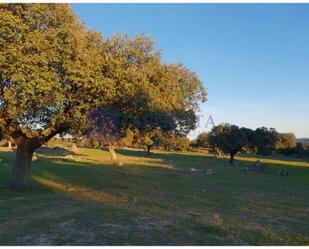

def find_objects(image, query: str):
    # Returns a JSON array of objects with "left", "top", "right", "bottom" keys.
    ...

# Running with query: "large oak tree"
[
  {"left": 0, "top": 4, "right": 207, "bottom": 190},
  {"left": 0, "top": 4, "right": 113, "bottom": 189}
]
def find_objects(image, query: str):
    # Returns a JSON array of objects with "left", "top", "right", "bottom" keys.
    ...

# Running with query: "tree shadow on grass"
[
  {"left": 1, "top": 149, "right": 309, "bottom": 245},
  {"left": 36, "top": 146, "right": 86, "bottom": 157},
  {"left": 29, "top": 157, "right": 186, "bottom": 218}
]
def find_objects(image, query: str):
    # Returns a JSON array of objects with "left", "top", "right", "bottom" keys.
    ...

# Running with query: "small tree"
[
  {"left": 253, "top": 127, "right": 278, "bottom": 155},
  {"left": 195, "top": 132, "right": 209, "bottom": 148},
  {"left": 295, "top": 142, "right": 305, "bottom": 157},
  {"left": 172, "top": 135, "right": 190, "bottom": 151},
  {"left": 275, "top": 133, "right": 297, "bottom": 155},
  {"left": 209, "top": 124, "right": 252, "bottom": 164}
]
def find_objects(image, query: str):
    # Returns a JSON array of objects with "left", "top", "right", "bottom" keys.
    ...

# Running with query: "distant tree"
[
  {"left": 209, "top": 124, "right": 252, "bottom": 164},
  {"left": 118, "top": 127, "right": 137, "bottom": 148},
  {"left": 101, "top": 34, "right": 207, "bottom": 155},
  {"left": 152, "top": 131, "right": 189, "bottom": 151},
  {"left": 138, "top": 130, "right": 157, "bottom": 155},
  {"left": 172, "top": 135, "right": 190, "bottom": 151},
  {"left": 295, "top": 142, "right": 305, "bottom": 157},
  {"left": 252, "top": 127, "right": 278, "bottom": 155},
  {"left": 275, "top": 133, "right": 297, "bottom": 155},
  {"left": 195, "top": 132, "right": 209, "bottom": 148},
  {"left": 154, "top": 131, "right": 173, "bottom": 151}
]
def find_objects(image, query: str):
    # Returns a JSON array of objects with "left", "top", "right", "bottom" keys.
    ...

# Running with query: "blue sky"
[{"left": 72, "top": 4, "right": 309, "bottom": 138}]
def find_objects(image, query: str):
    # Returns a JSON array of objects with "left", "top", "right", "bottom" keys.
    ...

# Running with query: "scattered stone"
[
  {"left": 128, "top": 196, "right": 138, "bottom": 207},
  {"left": 63, "top": 155, "right": 74, "bottom": 161},
  {"left": 32, "top": 155, "right": 38, "bottom": 162},
  {"left": 278, "top": 168, "right": 289, "bottom": 176},
  {"left": 249, "top": 160, "right": 267, "bottom": 173},
  {"left": 65, "top": 187, "right": 76, "bottom": 191},
  {"left": 186, "top": 211, "right": 200, "bottom": 217},
  {"left": 240, "top": 168, "right": 249, "bottom": 173},
  {"left": 112, "top": 161, "right": 124, "bottom": 166},
  {"left": 70, "top": 143, "right": 79, "bottom": 152},
  {"left": 206, "top": 169, "right": 214, "bottom": 175},
  {"left": 10, "top": 196, "right": 27, "bottom": 201}
]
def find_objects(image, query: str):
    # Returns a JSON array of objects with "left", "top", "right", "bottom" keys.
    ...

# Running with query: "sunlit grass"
[
  {"left": 236, "top": 155, "right": 309, "bottom": 167},
  {"left": 0, "top": 147, "right": 308, "bottom": 245}
]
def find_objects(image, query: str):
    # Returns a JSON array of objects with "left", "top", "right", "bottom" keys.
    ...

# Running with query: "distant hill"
[{"left": 297, "top": 138, "right": 309, "bottom": 143}]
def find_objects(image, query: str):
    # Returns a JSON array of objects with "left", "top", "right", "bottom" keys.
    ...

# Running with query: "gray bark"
[
  {"left": 10, "top": 140, "right": 36, "bottom": 190},
  {"left": 108, "top": 145, "right": 117, "bottom": 161}
]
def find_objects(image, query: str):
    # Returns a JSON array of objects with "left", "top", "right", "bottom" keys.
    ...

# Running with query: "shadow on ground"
[{"left": 0, "top": 148, "right": 308, "bottom": 245}]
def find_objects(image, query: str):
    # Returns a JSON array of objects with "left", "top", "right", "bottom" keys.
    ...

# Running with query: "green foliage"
[
  {"left": 275, "top": 133, "right": 297, "bottom": 155},
  {"left": 118, "top": 127, "right": 136, "bottom": 148},
  {"left": 253, "top": 127, "right": 278, "bottom": 155},
  {"left": 171, "top": 135, "right": 190, "bottom": 151},
  {"left": 0, "top": 3, "right": 207, "bottom": 188},
  {"left": 101, "top": 33, "right": 206, "bottom": 141},
  {"left": 0, "top": 4, "right": 112, "bottom": 135},
  {"left": 195, "top": 132, "right": 209, "bottom": 148},
  {"left": 45, "top": 137, "right": 74, "bottom": 148},
  {"left": 295, "top": 142, "right": 305, "bottom": 157},
  {"left": 154, "top": 131, "right": 190, "bottom": 151},
  {"left": 209, "top": 123, "right": 252, "bottom": 163},
  {"left": 0, "top": 4, "right": 206, "bottom": 142}
]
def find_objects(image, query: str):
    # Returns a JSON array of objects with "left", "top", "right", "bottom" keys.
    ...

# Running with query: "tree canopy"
[
  {"left": 253, "top": 127, "right": 278, "bottom": 155},
  {"left": 195, "top": 132, "right": 209, "bottom": 148},
  {"left": 0, "top": 4, "right": 206, "bottom": 189},
  {"left": 275, "top": 132, "right": 297, "bottom": 155},
  {"left": 209, "top": 124, "right": 252, "bottom": 163}
]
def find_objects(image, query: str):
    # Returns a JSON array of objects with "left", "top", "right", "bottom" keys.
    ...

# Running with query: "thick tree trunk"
[
  {"left": 147, "top": 145, "right": 151, "bottom": 155},
  {"left": 229, "top": 153, "right": 235, "bottom": 164},
  {"left": 7, "top": 126, "right": 61, "bottom": 190},
  {"left": 108, "top": 145, "right": 117, "bottom": 161},
  {"left": 11, "top": 142, "right": 35, "bottom": 190}
]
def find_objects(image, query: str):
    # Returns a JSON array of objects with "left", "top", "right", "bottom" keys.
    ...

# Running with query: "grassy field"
[{"left": 0, "top": 147, "right": 308, "bottom": 245}]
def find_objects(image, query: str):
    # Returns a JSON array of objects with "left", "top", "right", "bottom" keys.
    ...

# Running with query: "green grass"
[{"left": 0, "top": 147, "right": 308, "bottom": 245}]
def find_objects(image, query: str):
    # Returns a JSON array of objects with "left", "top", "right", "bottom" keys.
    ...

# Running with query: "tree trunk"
[
  {"left": 10, "top": 141, "right": 36, "bottom": 190},
  {"left": 108, "top": 145, "right": 117, "bottom": 161},
  {"left": 229, "top": 153, "right": 235, "bottom": 164},
  {"left": 8, "top": 126, "right": 61, "bottom": 190},
  {"left": 147, "top": 145, "right": 151, "bottom": 155}
]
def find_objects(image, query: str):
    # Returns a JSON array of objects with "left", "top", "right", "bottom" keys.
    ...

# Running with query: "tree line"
[
  {"left": 23, "top": 122, "right": 305, "bottom": 166},
  {"left": 195, "top": 124, "right": 307, "bottom": 164}
]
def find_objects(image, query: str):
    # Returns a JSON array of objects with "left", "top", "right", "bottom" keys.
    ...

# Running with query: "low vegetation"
[{"left": 0, "top": 147, "right": 308, "bottom": 245}]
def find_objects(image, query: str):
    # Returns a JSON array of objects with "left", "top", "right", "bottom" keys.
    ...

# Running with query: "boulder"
[
  {"left": 64, "top": 155, "right": 74, "bottom": 161},
  {"left": 68, "top": 143, "right": 79, "bottom": 152},
  {"left": 278, "top": 168, "right": 289, "bottom": 176},
  {"left": 206, "top": 169, "right": 214, "bottom": 175},
  {"left": 32, "top": 155, "right": 38, "bottom": 162}
]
